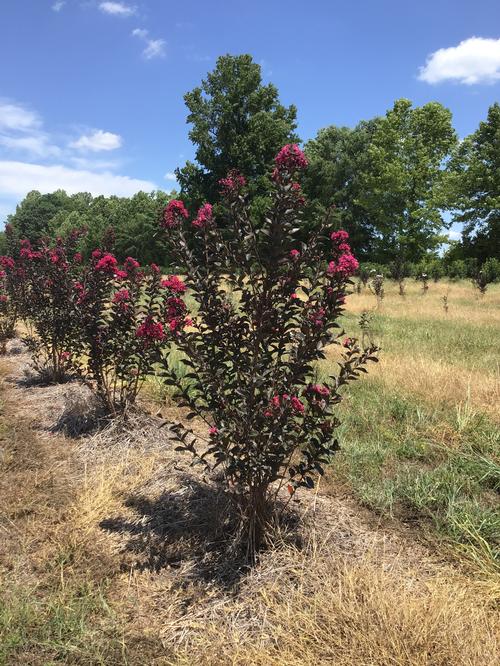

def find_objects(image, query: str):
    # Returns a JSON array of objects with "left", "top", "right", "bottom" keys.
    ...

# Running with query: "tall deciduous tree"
[
  {"left": 446, "top": 102, "right": 500, "bottom": 263},
  {"left": 302, "top": 120, "right": 381, "bottom": 258},
  {"left": 357, "top": 99, "right": 457, "bottom": 266},
  {"left": 175, "top": 54, "right": 299, "bottom": 206}
]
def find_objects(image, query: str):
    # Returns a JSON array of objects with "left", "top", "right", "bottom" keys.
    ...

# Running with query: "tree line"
[{"left": 2, "top": 54, "right": 499, "bottom": 275}]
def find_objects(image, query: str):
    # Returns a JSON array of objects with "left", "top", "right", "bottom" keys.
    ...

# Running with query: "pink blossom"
[
  {"left": 327, "top": 253, "right": 359, "bottom": 278},
  {"left": 136, "top": 316, "right": 165, "bottom": 342},
  {"left": 219, "top": 169, "right": 246, "bottom": 196},
  {"left": 0, "top": 294, "right": 8, "bottom": 303},
  {"left": 271, "top": 395, "right": 281, "bottom": 409},
  {"left": 289, "top": 249, "right": 300, "bottom": 261},
  {"left": 114, "top": 269, "right": 128, "bottom": 280},
  {"left": 91, "top": 249, "right": 102, "bottom": 259},
  {"left": 209, "top": 426, "right": 218, "bottom": 435},
  {"left": 192, "top": 203, "right": 213, "bottom": 229},
  {"left": 161, "top": 275, "right": 186, "bottom": 293},
  {"left": 165, "top": 295, "right": 188, "bottom": 332},
  {"left": 330, "top": 230, "right": 349, "bottom": 244},
  {"left": 73, "top": 252, "right": 83, "bottom": 263},
  {"left": 150, "top": 263, "right": 160, "bottom": 274},
  {"left": 308, "top": 307, "right": 326, "bottom": 328},
  {"left": 274, "top": 144, "right": 308, "bottom": 172},
  {"left": 0, "top": 256, "right": 15, "bottom": 270},
  {"left": 95, "top": 253, "right": 118, "bottom": 273},
  {"left": 162, "top": 200, "right": 188, "bottom": 229},
  {"left": 307, "top": 384, "right": 330, "bottom": 398},
  {"left": 290, "top": 396, "right": 305, "bottom": 413},
  {"left": 112, "top": 288, "right": 130, "bottom": 303},
  {"left": 124, "top": 257, "right": 140, "bottom": 271}
]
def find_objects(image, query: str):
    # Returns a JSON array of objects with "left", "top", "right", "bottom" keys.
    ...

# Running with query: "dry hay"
[{"left": 1, "top": 340, "right": 499, "bottom": 665}]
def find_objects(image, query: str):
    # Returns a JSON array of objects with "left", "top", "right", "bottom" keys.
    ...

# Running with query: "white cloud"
[
  {"left": 69, "top": 156, "right": 122, "bottom": 171},
  {"left": 0, "top": 101, "right": 61, "bottom": 159},
  {"left": 0, "top": 134, "right": 61, "bottom": 157},
  {"left": 143, "top": 39, "right": 166, "bottom": 60},
  {"left": 52, "top": 1, "right": 65, "bottom": 11},
  {"left": 419, "top": 37, "right": 500, "bottom": 85},
  {"left": 448, "top": 229, "right": 461, "bottom": 241},
  {"left": 0, "top": 101, "right": 40, "bottom": 132},
  {"left": 99, "top": 2, "right": 136, "bottom": 17},
  {"left": 132, "top": 27, "right": 166, "bottom": 60},
  {"left": 0, "top": 161, "right": 156, "bottom": 198},
  {"left": 70, "top": 129, "right": 123, "bottom": 152}
]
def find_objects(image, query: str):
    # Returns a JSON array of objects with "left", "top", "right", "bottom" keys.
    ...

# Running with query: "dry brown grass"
[
  {"left": 168, "top": 544, "right": 499, "bottom": 666},
  {"left": 346, "top": 280, "right": 500, "bottom": 326},
  {"left": 326, "top": 349, "right": 500, "bottom": 419},
  {"left": 1, "top": 345, "right": 499, "bottom": 665}
]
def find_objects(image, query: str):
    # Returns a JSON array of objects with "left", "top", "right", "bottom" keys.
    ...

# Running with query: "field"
[{"left": 0, "top": 279, "right": 499, "bottom": 665}]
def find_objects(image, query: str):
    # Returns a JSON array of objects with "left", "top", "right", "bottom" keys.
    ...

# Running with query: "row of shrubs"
[
  {"left": 357, "top": 257, "right": 500, "bottom": 284},
  {"left": 0, "top": 231, "right": 189, "bottom": 412},
  {"left": 0, "top": 145, "right": 380, "bottom": 556}
]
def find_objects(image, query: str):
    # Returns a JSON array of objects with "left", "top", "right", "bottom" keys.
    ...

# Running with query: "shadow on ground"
[{"left": 100, "top": 476, "right": 300, "bottom": 588}]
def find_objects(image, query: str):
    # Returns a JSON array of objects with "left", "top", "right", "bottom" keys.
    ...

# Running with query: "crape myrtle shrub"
[
  {"left": 15, "top": 233, "right": 84, "bottom": 381},
  {"left": 158, "top": 145, "right": 379, "bottom": 556},
  {"left": 73, "top": 251, "right": 189, "bottom": 413},
  {"left": 9, "top": 230, "right": 189, "bottom": 412},
  {"left": 0, "top": 224, "right": 28, "bottom": 352},
  {"left": 0, "top": 258, "right": 17, "bottom": 352}
]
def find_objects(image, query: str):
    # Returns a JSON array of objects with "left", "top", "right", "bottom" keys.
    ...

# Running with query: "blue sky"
[{"left": 1, "top": 0, "right": 500, "bottom": 239}]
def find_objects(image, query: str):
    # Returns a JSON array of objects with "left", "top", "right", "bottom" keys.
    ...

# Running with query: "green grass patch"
[{"left": 330, "top": 379, "right": 500, "bottom": 570}]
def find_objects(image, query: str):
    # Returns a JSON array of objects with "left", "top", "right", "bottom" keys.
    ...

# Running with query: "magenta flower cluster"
[
  {"left": 218, "top": 169, "right": 246, "bottom": 196},
  {"left": 136, "top": 316, "right": 165, "bottom": 342},
  {"left": 192, "top": 203, "right": 213, "bottom": 229},
  {"left": 162, "top": 200, "right": 189, "bottom": 229},
  {"left": 264, "top": 393, "right": 305, "bottom": 417},
  {"left": 274, "top": 143, "right": 309, "bottom": 172},
  {"left": 327, "top": 229, "right": 359, "bottom": 278}
]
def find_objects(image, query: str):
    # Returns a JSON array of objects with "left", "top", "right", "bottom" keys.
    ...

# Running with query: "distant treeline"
[
  {"left": 2, "top": 55, "right": 499, "bottom": 270},
  {"left": 0, "top": 190, "right": 172, "bottom": 266}
]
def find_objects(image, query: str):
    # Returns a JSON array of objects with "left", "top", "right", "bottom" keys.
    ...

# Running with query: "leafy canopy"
[{"left": 176, "top": 54, "right": 298, "bottom": 205}]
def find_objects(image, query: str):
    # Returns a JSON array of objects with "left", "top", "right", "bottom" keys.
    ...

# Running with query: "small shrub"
[
  {"left": 471, "top": 270, "right": 490, "bottom": 296},
  {"left": 0, "top": 256, "right": 19, "bottom": 352},
  {"left": 357, "top": 265, "right": 371, "bottom": 287},
  {"left": 369, "top": 271, "right": 385, "bottom": 305},
  {"left": 16, "top": 234, "right": 83, "bottom": 382},
  {"left": 388, "top": 261, "right": 409, "bottom": 296},
  {"left": 158, "top": 145, "right": 378, "bottom": 557},
  {"left": 73, "top": 253, "right": 183, "bottom": 413},
  {"left": 416, "top": 272, "right": 429, "bottom": 294}
]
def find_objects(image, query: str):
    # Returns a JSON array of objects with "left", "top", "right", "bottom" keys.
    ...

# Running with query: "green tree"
[
  {"left": 302, "top": 119, "right": 381, "bottom": 258},
  {"left": 357, "top": 99, "right": 457, "bottom": 268},
  {"left": 446, "top": 102, "right": 500, "bottom": 264},
  {"left": 7, "top": 190, "right": 72, "bottom": 242},
  {"left": 176, "top": 54, "right": 299, "bottom": 206}
]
